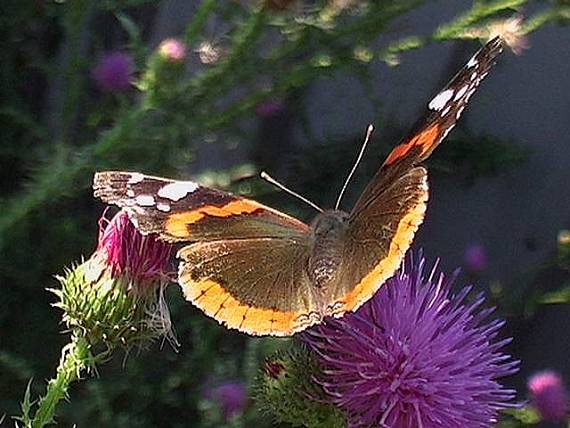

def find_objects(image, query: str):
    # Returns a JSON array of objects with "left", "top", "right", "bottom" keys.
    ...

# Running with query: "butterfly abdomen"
[{"left": 308, "top": 210, "right": 349, "bottom": 289}]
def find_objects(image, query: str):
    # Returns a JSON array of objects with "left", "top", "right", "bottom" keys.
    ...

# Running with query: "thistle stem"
[{"left": 26, "top": 333, "right": 106, "bottom": 428}]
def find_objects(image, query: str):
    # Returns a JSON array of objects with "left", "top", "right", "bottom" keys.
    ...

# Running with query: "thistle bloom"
[
  {"left": 94, "top": 210, "right": 172, "bottom": 291},
  {"left": 206, "top": 382, "right": 247, "bottom": 418},
  {"left": 91, "top": 51, "right": 134, "bottom": 92},
  {"left": 528, "top": 370, "right": 568, "bottom": 422},
  {"left": 304, "top": 254, "right": 519, "bottom": 428},
  {"left": 158, "top": 38, "right": 187, "bottom": 63},
  {"left": 55, "top": 210, "right": 174, "bottom": 347},
  {"left": 463, "top": 243, "right": 488, "bottom": 273}
]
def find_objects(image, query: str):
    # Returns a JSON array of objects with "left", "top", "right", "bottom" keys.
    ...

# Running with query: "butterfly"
[{"left": 93, "top": 37, "right": 503, "bottom": 336}]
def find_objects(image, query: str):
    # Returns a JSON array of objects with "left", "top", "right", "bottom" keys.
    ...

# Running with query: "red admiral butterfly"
[{"left": 94, "top": 37, "right": 504, "bottom": 336}]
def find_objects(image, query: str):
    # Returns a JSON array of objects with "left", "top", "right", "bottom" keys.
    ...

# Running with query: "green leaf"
[
  {"left": 115, "top": 12, "right": 141, "bottom": 47},
  {"left": 539, "top": 285, "right": 570, "bottom": 304}
]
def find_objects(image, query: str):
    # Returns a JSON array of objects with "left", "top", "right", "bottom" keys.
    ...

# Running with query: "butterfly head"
[{"left": 310, "top": 209, "right": 349, "bottom": 238}]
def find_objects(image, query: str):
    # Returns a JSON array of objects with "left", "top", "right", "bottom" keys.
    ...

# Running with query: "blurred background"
[{"left": 1, "top": 0, "right": 569, "bottom": 427}]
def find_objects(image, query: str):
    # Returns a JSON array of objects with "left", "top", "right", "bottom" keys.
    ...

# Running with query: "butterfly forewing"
[
  {"left": 354, "top": 37, "right": 503, "bottom": 214},
  {"left": 93, "top": 171, "right": 309, "bottom": 242}
]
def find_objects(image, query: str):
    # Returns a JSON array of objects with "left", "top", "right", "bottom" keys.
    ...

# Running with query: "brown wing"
[
  {"left": 178, "top": 238, "right": 319, "bottom": 336},
  {"left": 93, "top": 171, "right": 309, "bottom": 242},
  {"left": 329, "top": 38, "right": 504, "bottom": 315}
]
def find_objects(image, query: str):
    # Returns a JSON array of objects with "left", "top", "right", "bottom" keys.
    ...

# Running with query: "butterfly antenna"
[
  {"left": 260, "top": 171, "right": 323, "bottom": 213},
  {"left": 335, "top": 124, "right": 374, "bottom": 210}
]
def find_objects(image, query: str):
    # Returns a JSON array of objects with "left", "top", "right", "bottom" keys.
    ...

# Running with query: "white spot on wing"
[
  {"left": 126, "top": 189, "right": 135, "bottom": 197},
  {"left": 135, "top": 195, "right": 155, "bottom": 206},
  {"left": 157, "top": 181, "right": 199, "bottom": 201},
  {"left": 467, "top": 56, "right": 478, "bottom": 68},
  {"left": 128, "top": 173, "right": 145, "bottom": 184},
  {"left": 456, "top": 105, "right": 465, "bottom": 120},
  {"left": 454, "top": 85, "right": 469, "bottom": 100},
  {"left": 441, "top": 124, "right": 455, "bottom": 140},
  {"left": 428, "top": 89, "right": 454, "bottom": 111},
  {"left": 156, "top": 202, "right": 171, "bottom": 212}
]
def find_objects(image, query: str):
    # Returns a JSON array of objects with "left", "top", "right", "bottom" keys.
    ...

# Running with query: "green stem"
[
  {"left": 27, "top": 334, "right": 105, "bottom": 428},
  {"left": 184, "top": 0, "right": 218, "bottom": 46}
]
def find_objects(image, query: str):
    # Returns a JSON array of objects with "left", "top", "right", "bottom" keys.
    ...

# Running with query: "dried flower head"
[
  {"left": 464, "top": 15, "right": 529, "bottom": 55},
  {"left": 528, "top": 370, "right": 569, "bottom": 422},
  {"left": 304, "top": 254, "right": 519, "bottom": 428},
  {"left": 91, "top": 51, "right": 135, "bottom": 92},
  {"left": 158, "top": 38, "right": 187, "bottom": 63}
]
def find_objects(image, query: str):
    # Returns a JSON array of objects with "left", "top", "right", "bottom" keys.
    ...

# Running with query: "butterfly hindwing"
[{"left": 178, "top": 237, "right": 318, "bottom": 336}]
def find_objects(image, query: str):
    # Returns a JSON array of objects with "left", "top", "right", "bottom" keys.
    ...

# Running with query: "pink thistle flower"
[
  {"left": 55, "top": 210, "right": 175, "bottom": 347},
  {"left": 95, "top": 210, "right": 172, "bottom": 291},
  {"left": 304, "top": 254, "right": 519, "bottom": 428},
  {"left": 528, "top": 370, "right": 569, "bottom": 422},
  {"left": 91, "top": 51, "right": 135, "bottom": 92},
  {"left": 463, "top": 243, "right": 488, "bottom": 273},
  {"left": 158, "top": 38, "right": 187, "bottom": 63}
]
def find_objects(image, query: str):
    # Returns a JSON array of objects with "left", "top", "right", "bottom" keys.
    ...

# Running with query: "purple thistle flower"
[
  {"left": 528, "top": 370, "right": 568, "bottom": 422},
  {"left": 255, "top": 98, "right": 285, "bottom": 117},
  {"left": 304, "top": 254, "right": 519, "bottom": 428},
  {"left": 463, "top": 243, "right": 488, "bottom": 273},
  {"left": 91, "top": 51, "right": 134, "bottom": 92},
  {"left": 95, "top": 210, "right": 172, "bottom": 291},
  {"left": 205, "top": 381, "right": 248, "bottom": 418}
]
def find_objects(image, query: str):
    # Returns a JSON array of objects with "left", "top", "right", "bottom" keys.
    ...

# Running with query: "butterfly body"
[
  {"left": 308, "top": 210, "right": 349, "bottom": 289},
  {"left": 94, "top": 37, "right": 504, "bottom": 336}
]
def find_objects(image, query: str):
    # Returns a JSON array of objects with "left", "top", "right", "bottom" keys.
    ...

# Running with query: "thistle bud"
[
  {"left": 254, "top": 349, "right": 345, "bottom": 428},
  {"left": 52, "top": 210, "right": 175, "bottom": 349}
]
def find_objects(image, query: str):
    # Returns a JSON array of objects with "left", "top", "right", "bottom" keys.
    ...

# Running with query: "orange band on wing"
[
  {"left": 384, "top": 124, "right": 440, "bottom": 166},
  {"left": 165, "top": 199, "right": 264, "bottom": 238},
  {"left": 180, "top": 278, "right": 314, "bottom": 336},
  {"left": 334, "top": 194, "right": 428, "bottom": 315}
]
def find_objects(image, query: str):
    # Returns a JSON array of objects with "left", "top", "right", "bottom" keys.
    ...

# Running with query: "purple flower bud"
[
  {"left": 528, "top": 370, "right": 569, "bottom": 422},
  {"left": 158, "top": 38, "right": 187, "bottom": 63},
  {"left": 91, "top": 51, "right": 135, "bottom": 92},
  {"left": 255, "top": 99, "right": 285, "bottom": 117},
  {"left": 304, "top": 254, "right": 519, "bottom": 428},
  {"left": 95, "top": 210, "right": 172, "bottom": 291},
  {"left": 205, "top": 382, "right": 247, "bottom": 418},
  {"left": 463, "top": 243, "right": 488, "bottom": 272},
  {"left": 263, "top": 359, "right": 286, "bottom": 379}
]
